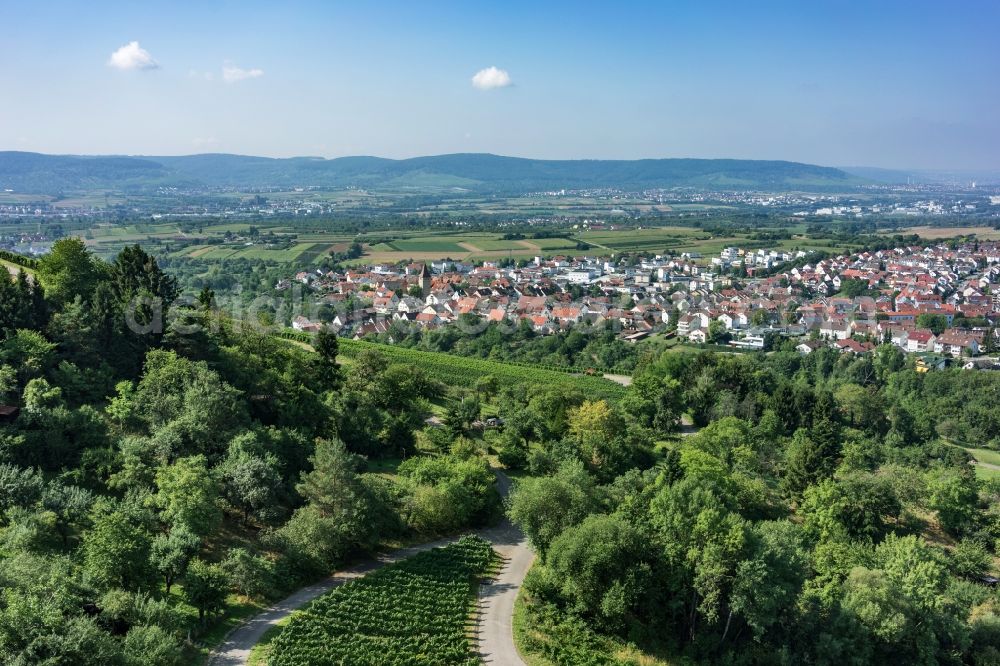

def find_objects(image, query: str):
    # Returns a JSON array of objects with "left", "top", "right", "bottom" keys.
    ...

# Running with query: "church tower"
[{"left": 420, "top": 262, "right": 432, "bottom": 297}]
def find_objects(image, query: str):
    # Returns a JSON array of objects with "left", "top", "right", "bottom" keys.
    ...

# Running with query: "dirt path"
[
  {"left": 679, "top": 413, "right": 700, "bottom": 437},
  {"left": 208, "top": 471, "right": 531, "bottom": 666},
  {"left": 458, "top": 241, "right": 483, "bottom": 253},
  {"left": 579, "top": 238, "right": 613, "bottom": 251},
  {"left": 603, "top": 373, "right": 632, "bottom": 386}
]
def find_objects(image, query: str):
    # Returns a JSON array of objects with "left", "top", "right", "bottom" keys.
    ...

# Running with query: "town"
[
  {"left": 5, "top": 3, "right": 1000, "bottom": 664},
  {"left": 4, "top": 180, "right": 998, "bottom": 222},
  {"left": 283, "top": 239, "right": 1000, "bottom": 368}
]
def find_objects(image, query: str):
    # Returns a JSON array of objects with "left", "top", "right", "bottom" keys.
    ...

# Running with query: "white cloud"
[
  {"left": 107, "top": 41, "right": 159, "bottom": 71},
  {"left": 471, "top": 66, "right": 512, "bottom": 90},
  {"left": 223, "top": 64, "right": 264, "bottom": 83}
]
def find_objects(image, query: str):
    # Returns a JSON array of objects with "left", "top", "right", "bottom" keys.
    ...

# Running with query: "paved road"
[
  {"left": 208, "top": 470, "right": 531, "bottom": 666},
  {"left": 475, "top": 473, "right": 532, "bottom": 666}
]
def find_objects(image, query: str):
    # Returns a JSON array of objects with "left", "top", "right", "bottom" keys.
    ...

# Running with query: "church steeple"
[{"left": 419, "top": 262, "right": 431, "bottom": 296}]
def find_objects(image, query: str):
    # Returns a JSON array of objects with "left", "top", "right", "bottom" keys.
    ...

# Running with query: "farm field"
[
  {"left": 577, "top": 227, "right": 715, "bottom": 253},
  {"left": 87, "top": 222, "right": 182, "bottom": 239},
  {"left": 177, "top": 242, "right": 320, "bottom": 261},
  {"left": 64, "top": 218, "right": 869, "bottom": 268},
  {"left": 38, "top": 212, "right": 997, "bottom": 272},
  {"left": 296, "top": 232, "right": 356, "bottom": 242},
  {"left": 388, "top": 239, "right": 468, "bottom": 253},
  {"left": 0, "top": 192, "right": 54, "bottom": 204},
  {"left": 899, "top": 225, "right": 1000, "bottom": 240},
  {"left": 52, "top": 193, "right": 128, "bottom": 208},
  {"left": 199, "top": 222, "right": 272, "bottom": 234},
  {"left": 575, "top": 226, "right": 866, "bottom": 258},
  {"left": 467, "top": 239, "right": 533, "bottom": 251},
  {"left": 338, "top": 338, "right": 628, "bottom": 400},
  {"left": 266, "top": 536, "right": 496, "bottom": 666},
  {"left": 281, "top": 334, "right": 629, "bottom": 400},
  {"left": 345, "top": 232, "right": 584, "bottom": 264},
  {"left": 529, "top": 238, "right": 580, "bottom": 250}
]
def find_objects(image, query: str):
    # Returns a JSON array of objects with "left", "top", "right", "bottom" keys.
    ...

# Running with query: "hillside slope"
[{"left": 0, "top": 151, "right": 866, "bottom": 193}]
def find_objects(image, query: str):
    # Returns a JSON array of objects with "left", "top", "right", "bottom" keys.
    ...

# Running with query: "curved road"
[
  {"left": 474, "top": 474, "right": 533, "bottom": 666},
  {"left": 208, "top": 471, "right": 531, "bottom": 666}
]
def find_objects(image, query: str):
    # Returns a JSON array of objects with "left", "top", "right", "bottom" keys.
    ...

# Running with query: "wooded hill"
[{"left": 0, "top": 151, "right": 866, "bottom": 194}]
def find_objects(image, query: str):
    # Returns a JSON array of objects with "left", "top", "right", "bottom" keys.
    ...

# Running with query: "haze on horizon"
[{"left": 2, "top": 0, "right": 998, "bottom": 172}]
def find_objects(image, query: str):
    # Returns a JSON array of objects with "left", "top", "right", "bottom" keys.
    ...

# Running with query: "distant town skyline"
[{"left": 2, "top": 1, "right": 998, "bottom": 171}]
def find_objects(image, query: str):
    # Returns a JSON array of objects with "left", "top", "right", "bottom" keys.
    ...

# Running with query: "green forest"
[
  {"left": 0, "top": 239, "right": 505, "bottom": 663},
  {"left": 2, "top": 238, "right": 1000, "bottom": 665},
  {"left": 508, "top": 344, "right": 1000, "bottom": 665}
]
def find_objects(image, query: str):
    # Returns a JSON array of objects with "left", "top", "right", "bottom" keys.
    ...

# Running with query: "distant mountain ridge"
[
  {"left": 0, "top": 151, "right": 868, "bottom": 194},
  {"left": 839, "top": 165, "right": 1000, "bottom": 186}
]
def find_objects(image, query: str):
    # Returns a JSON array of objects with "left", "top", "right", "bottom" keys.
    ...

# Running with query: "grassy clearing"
[
  {"left": 976, "top": 466, "right": 1000, "bottom": 481},
  {"left": 943, "top": 443, "right": 1000, "bottom": 481},
  {"left": 965, "top": 447, "right": 1000, "bottom": 467},
  {"left": 1, "top": 258, "right": 35, "bottom": 277}
]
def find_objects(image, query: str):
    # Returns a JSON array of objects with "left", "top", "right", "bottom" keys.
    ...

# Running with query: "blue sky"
[{"left": 2, "top": 1, "right": 998, "bottom": 169}]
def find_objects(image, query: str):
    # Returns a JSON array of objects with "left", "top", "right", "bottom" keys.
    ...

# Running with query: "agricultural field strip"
[
  {"left": 335, "top": 338, "right": 627, "bottom": 401},
  {"left": 264, "top": 537, "right": 496, "bottom": 666},
  {"left": 212, "top": 470, "right": 532, "bottom": 666},
  {"left": 209, "top": 535, "right": 463, "bottom": 666}
]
